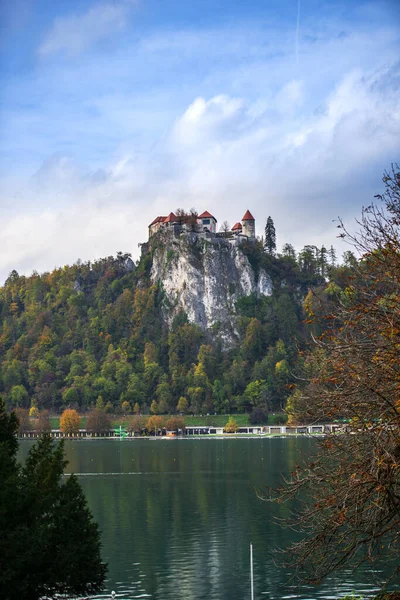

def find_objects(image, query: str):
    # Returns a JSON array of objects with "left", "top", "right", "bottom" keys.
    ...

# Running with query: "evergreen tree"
[
  {"left": 318, "top": 245, "right": 328, "bottom": 277},
  {"left": 0, "top": 401, "right": 106, "bottom": 600},
  {"left": 329, "top": 245, "right": 337, "bottom": 267},
  {"left": 264, "top": 216, "right": 276, "bottom": 255}
]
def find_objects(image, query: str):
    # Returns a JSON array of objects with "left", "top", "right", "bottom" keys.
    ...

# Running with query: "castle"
[{"left": 148, "top": 209, "right": 256, "bottom": 241}]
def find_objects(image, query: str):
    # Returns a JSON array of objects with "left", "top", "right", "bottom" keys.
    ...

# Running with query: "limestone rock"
[{"left": 150, "top": 232, "right": 272, "bottom": 347}]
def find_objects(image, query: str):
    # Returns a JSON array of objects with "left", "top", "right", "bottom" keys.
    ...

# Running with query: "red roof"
[
  {"left": 149, "top": 216, "right": 166, "bottom": 227},
  {"left": 242, "top": 209, "right": 255, "bottom": 221},
  {"left": 232, "top": 222, "right": 242, "bottom": 231},
  {"left": 163, "top": 212, "right": 179, "bottom": 223},
  {"left": 198, "top": 210, "right": 216, "bottom": 220}
]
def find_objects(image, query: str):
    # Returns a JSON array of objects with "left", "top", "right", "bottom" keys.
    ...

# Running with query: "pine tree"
[
  {"left": 0, "top": 401, "right": 107, "bottom": 599},
  {"left": 329, "top": 245, "right": 337, "bottom": 267},
  {"left": 264, "top": 216, "right": 276, "bottom": 255},
  {"left": 319, "top": 245, "right": 328, "bottom": 277}
]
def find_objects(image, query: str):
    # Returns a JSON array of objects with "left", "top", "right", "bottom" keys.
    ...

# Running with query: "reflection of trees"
[{"left": 17, "top": 439, "right": 379, "bottom": 598}]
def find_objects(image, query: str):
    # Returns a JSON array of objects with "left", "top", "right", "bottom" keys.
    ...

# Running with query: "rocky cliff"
[{"left": 149, "top": 231, "right": 272, "bottom": 346}]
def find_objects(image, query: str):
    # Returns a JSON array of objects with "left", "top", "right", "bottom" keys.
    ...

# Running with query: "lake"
[{"left": 19, "top": 437, "right": 387, "bottom": 599}]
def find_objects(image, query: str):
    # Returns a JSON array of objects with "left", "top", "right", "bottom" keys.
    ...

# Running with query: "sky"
[{"left": 0, "top": 0, "right": 399, "bottom": 282}]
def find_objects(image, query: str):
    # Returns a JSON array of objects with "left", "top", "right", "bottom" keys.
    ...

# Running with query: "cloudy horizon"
[{"left": 1, "top": 0, "right": 399, "bottom": 282}]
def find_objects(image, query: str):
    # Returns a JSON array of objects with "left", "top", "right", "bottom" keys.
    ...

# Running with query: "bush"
[
  {"left": 268, "top": 412, "right": 288, "bottom": 425},
  {"left": 249, "top": 408, "right": 268, "bottom": 424}
]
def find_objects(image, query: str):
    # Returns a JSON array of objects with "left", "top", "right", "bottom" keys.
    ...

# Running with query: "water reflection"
[{"left": 18, "top": 438, "right": 392, "bottom": 599}]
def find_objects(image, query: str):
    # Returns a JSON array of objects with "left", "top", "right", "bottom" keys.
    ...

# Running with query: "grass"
[{"left": 44, "top": 412, "right": 288, "bottom": 430}]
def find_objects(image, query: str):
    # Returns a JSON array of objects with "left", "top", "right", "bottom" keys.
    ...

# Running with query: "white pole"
[{"left": 250, "top": 543, "right": 254, "bottom": 600}]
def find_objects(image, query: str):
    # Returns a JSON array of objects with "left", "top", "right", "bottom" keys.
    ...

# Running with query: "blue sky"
[{"left": 0, "top": 0, "right": 399, "bottom": 282}]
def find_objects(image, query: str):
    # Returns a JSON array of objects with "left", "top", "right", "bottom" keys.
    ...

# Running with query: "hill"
[{"left": 0, "top": 232, "right": 351, "bottom": 415}]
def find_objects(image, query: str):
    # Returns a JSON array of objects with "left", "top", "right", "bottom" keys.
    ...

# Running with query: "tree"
[
  {"left": 60, "top": 409, "right": 81, "bottom": 435},
  {"left": 37, "top": 410, "right": 52, "bottom": 435},
  {"left": 0, "top": 400, "right": 107, "bottom": 599},
  {"left": 150, "top": 399, "right": 159, "bottom": 414},
  {"left": 328, "top": 244, "right": 337, "bottom": 267},
  {"left": 264, "top": 216, "right": 276, "bottom": 255},
  {"left": 281, "top": 243, "right": 296, "bottom": 260},
  {"left": 249, "top": 408, "right": 268, "bottom": 425},
  {"left": 13, "top": 408, "right": 31, "bottom": 434},
  {"left": 29, "top": 403, "right": 39, "bottom": 419},
  {"left": 128, "top": 414, "right": 146, "bottom": 434},
  {"left": 275, "top": 166, "right": 400, "bottom": 589},
  {"left": 224, "top": 417, "right": 238, "bottom": 433},
  {"left": 176, "top": 396, "right": 188, "bottom": 414},
  {"left": 219, "top": 220, "right": 230, "bottom": 233},
  {"left": 9, "top": 385, "right": 29, "bottom": 408},
  {"left": 146, "top": 415, "right": 164, "bottom": 436},
  {"left": 121, "top": 400, "right": 131, "bottom": 414},
  {"left": 86, "top": 409, "right": 111, "bottom": 434},
  {"left": 165, "top": 416, "right": 186, "bottom": 432},
  {"left": 244, "top": 379, "right": 269, "bottom": 410},
  {"left": 96, "top": 396, "right": 105, "bottom": 411}
]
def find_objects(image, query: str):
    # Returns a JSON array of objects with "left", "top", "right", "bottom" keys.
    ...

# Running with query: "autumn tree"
[
  {"left": 37, "top": 410, "right": 52, "bottom": 435},
  {"left": 60, "top": 409, "right": 81, "bottom": 435},
  {"left": 128, "top": 414, "right": 146, "bottom": 435},
  {"left": 0, "top": 400, "right": 107, "bottom": 599},
  {"left": 146, "top": 415, "right": 164, "bottom": 436},
  {"left": 165, "top": 416, "right": 186, "bottom": 432},
  {"left": 224, "top": 417, "right": 239, "bottom": 433},
  {"left": 13, "top": 408, "right": 31, "bottom": 434},
  {"left": 275, "top": 166, "right": 400, "bottom": 589},
  {"left": 121, "top": 400, "right": 131, "bottom": 414},
  {"left": 29, "top": 403, "right": 39, "bottom": 419},
  {"left": 86, "top": 409, "right": 111, "bottom": 434}
]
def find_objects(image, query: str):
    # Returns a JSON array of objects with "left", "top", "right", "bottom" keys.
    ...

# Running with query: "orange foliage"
[{"left": 60, "top": 409, "right": 81, "bottom": 435}]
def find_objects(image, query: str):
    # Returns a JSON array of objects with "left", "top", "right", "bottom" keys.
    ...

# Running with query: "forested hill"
[{"left": 0, "top": 240, "right": 355, "bottom": 415}]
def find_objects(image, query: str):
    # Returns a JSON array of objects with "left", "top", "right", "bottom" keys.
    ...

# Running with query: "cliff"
[{"left": 149, "top": 231, "right": 272, "bottom": 346}]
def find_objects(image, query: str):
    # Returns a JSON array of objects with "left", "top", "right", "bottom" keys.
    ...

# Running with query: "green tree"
[
  {"left": 0, "top": 400, "right": 107, "bottom": 599},
  {"left": 244, "top": 379, "right": 269, "bottom": 410},
  {"left": 264, "top": 216, "right": 276, "bottom": 255},
  {"left": 176, "top": 396, "right": 188, "bottom": 414},
  {"left": 9, "top": 385, "right": 29, "bottom": 408}
]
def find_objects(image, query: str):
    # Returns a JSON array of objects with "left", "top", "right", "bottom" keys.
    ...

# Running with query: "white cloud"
[
  {"left": 39, "top": 1, "right": 136, "bottom": 57},
  {"left": 2, "top": 57, "right": 398, "bottom": 283},
  {"left": 1, "top": 8, "right": 399, "bottom": 282}
]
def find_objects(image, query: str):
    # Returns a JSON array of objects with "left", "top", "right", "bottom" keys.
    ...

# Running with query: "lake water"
[{"left": 19, "top": 437, "right": 389, "bottom": 599}]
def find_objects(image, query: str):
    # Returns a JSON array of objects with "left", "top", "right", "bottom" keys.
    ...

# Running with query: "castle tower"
[
  {"left": 241, "top": 210, "right": 255, "bottom": 238},
  {"left": 197, "top": 210, "right": 217, "bottom": 234}
]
